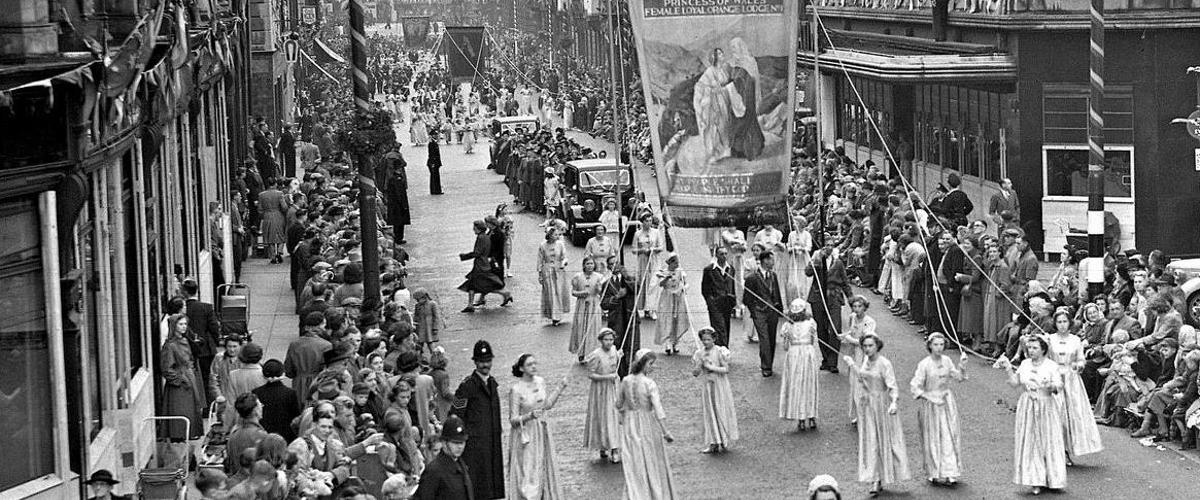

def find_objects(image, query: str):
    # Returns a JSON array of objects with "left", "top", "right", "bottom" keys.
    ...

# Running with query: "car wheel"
[{"left": 1188, "top": 291, "right": 1200, "bottom": 328}]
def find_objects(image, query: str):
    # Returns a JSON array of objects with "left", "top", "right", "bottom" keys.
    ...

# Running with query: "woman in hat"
[
  {"left": 910, "top": 332, "right": 969, "bottom": 486},
  {"left": 617, "top": 349, "right": 677, "bottom": 499},
  {"left": 584, "top": 224, "right": 617, "bottom": 276},
  {"left": 1000, "top": 334, "right": 1067, "bottom": 495},
  {"left": 507, "top": 354, "right": 570, "bottom": 499},
  {"left": 85, "top": 470, "right": 130, "bottom": 500},
  {"left": 569, "top": 257, "right": 605, "bottom": 362},
  {"left": 842, "top": 334, "right": 911, "bottom": 496},
  {"left": 780, "top": 299, "right": 821, "bottom": 431},
  {"left": 634, "top": 212, "right": 665, "bottom": 320},
  {"left": 692, "top": 327, "right": 738, "bottom": 454},
  {"left": 538, "top": 227, "right": 571, "bottom": 325},
  {"left": 221, "top": 342, "right": 267, "bottom": 426},
  {"left": 160, "top": 314, "right": 205, "bottom": 440},
  {"left": 655, "top": 252, "right": 692, "bottom": 354},
  {"left": 584, "top": 328, "right": 622, "bottom": 463}
]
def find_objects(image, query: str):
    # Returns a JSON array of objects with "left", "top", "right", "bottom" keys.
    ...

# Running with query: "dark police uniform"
[
  {"left": 414, "top": 450, "right": 474, "bottom": 500},
  {"left": 450, "top": 342, "right": 504, "bottom": 499}
]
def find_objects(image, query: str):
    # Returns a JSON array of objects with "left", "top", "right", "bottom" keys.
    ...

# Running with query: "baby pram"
[{"left": 138, "top": 416, "right": 191, "bottom": 499}]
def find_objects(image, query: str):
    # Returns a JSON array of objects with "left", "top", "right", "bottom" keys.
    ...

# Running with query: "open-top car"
[
  {"left": 1167, "top": 258, "right": 1200, "bottom": 327},
  {"left": 559, "top": 158, "right": 637, "bottom": 246}
]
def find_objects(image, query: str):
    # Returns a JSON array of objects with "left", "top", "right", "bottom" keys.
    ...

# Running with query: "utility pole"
[
  {"left": 349, "top": 0, "right": 381, "bottom": 311},
  {"left": 1086, "top": 0, "right": 1105, "bottom": 298}
]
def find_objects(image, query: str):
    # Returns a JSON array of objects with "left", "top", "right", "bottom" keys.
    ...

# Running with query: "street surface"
[{"left": 243, "top": 122, "right": 1200, "bottom": 499}]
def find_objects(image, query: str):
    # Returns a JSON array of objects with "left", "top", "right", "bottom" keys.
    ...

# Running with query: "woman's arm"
[
  {"left": 508, "top": 387, "right": 527, "bottom": 428},
  {"left": 543, "top": 377, "right": 569, "bottom": 411}
]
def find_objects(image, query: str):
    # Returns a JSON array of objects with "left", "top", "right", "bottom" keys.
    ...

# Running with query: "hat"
[
  {"left": 340, "top": 296, "right": 363, "bottom": 307},
  {"left": 441, "top": 415, "right": 469, "bottom": 442},
  {"left": 335, "top": 258, "right": 352, "bottom": 267},
  {"left": 397, "top": 351, "right": 422, "bottom": 373},
  {"left": 788, "top": 298, "right": 807, "bottom": 315},
  {"left": 1002, "top": 228, "right": 1022, "bottom": 237},
  {"left": 324, "top": 341, "right": 355, "bottom": 365},
  {"left": 807, "top": 474, "right": 839, "bottom": 494},
  {"left": 85, "top": 470, "right": 120, "bottom": 485},
  {"left": 543, "top": 166, "right": 555, "bottom": 175},
  {"left": 238, "top": 342, "right": 264, "bottom": 364},
  {"left": 472, "top": 339, "right": 495, "bottom": 361},
  {"left": 312, "top": 261, "right": 333, "bottom": 272}
]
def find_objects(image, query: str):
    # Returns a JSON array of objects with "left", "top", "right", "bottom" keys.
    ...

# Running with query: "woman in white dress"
[
  {"left": 563, "top": 98, "right": 574, "bottom": 130},
  {"left": 584, "top": 225, "right": 618, "bottom": 276},
  {"left": 462, "top": 118, "right": 477, "bottom": 154},
  {"left": 910, "top": 332, "right": 969, "bottom": 486},
  {"left": 634, "top": 213, "right": 665, "bottom": 319},
  {"left": 569, "top": 257, "right": 605, "bottom": 363},
  {"left": 507, "top": 354, "right": 569, "bottom": 500},
  {"left": 843, "top": 334, "right": 911, "bottom": 496},
  {"left": 1046, "top": 310, "right": 1103, "bottom": 463},
  {"left": 1001, "top": 335, "right": 1067, "bottom": 495},
  {"left": 584, "top": 329, "right": 622, "bottom": 463},
  {"left": 692, "top": 48, "right": 732, "bottom": 162},
  {"left": 410, "top": 110, "right": 429, "bottom": 145},
  {"left": 655, "top": 253, "right": 692, "bottom": 355},
  {"left": 783, "top": 216, "right": 814, "bottom": 305},
  {"left": 617, "top": 350, "right": 677, "bottom": 500},
  {"left": 538, "top": 228, "right": 571, "bottom": 325},
  {"left": 692, "top": 327, "right": 738, "bottom": 453},
  {"left": 779, "top": 299, "right": 821, "bottom": 431},
  {"left": 839, "top": 295, "right": 878, "bottom": 423}
]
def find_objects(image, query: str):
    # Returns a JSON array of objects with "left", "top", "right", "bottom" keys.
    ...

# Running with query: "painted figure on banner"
[{"left": 693, "top": 48, "right": 733, "bottom": 163}]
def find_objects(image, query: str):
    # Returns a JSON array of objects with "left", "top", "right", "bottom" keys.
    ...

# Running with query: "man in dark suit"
[
  {"left": 744, "top": 251, "right": 784, "bottom": 377},
  {"left": 601, "top": 258, "right": 640, "bottom": 377},
  {"left": 415, "top": 415, "right": 474, "bottom": 500},
  {"left": 223, "top": 393, "right": 268, "bottom": 475},
  {"left": 284, "top": 312, "right": 332, "bottom": 409},
  {"left": 939, "top": 173, "right": 974, "bottom": 229},
  {"left": 807, "top": 238, "right": 851, "bottom": 372},
  {"left": 701, "top": 246, "right": 737, "bottom": 347},
  {"left": 253, "top": 359, "right": 300, "bottom": 442},
  {"left": 182, "top": 278, "right": 221, "bottom": 406},
  {"left": 450, "top": 341, "right": 503, "bottom": 499}
]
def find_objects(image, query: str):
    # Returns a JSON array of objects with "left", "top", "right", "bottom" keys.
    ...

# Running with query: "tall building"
[
  {"left": 801, "top": 2, "right": 1200, "bottom": 256},
  {"left": 0, "top": 1, "right": 247, "bottom": 496}
]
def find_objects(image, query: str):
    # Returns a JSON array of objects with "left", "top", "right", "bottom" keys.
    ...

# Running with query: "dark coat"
[
  {"left": 601, "top": 272, "right": 639, "bottom": 376},
  {"left": 701, "top": 263, "right": 737, "bottom": 312},
  {"left": 253, "top": 380, "right": 301, "bottom": 441},
  {"left": 160, "top": 335, "right": 204, "bottom": 439},
  {"left": 806, "top": 253, "right": 851, "bottom": 306},
  {"left": 450, "top": 373, "right": 503, "bottom": 499},
  {"left": 283, "top": 334, "right": 333, "bottom": 406},
  {"left": 223, "top": 421, "right": 268, "bottom": 474},
  {"left": 428, "top": 141, "right": 443, "bottom": 168},
  {"left": 414, "top": 450, "right": 475, "bottom": 500},
  {"left": 185, "top": 298, "right": 221, "bottom": 359},
  {"left": 385, "top": 165, "right": 411, "bottom": 227},
  {"left": 744, "top": 268, "right": 783, "bottom": 316}
]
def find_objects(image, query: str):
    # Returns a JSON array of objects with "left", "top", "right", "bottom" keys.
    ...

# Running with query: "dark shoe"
[
  {"left": 829, "top": 367, "right": 840, "bottom": 374},
  {"left": 501, "top": 296, "right": 514, "bottom": 307},
  {"left": 762, "top": 370, "right": 773, "bottom": 378},
  {"left": 461, "top": 306, "right": 475, "bottom": 313}
]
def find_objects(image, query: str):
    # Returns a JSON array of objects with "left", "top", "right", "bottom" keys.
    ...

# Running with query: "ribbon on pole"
[
  {"left": 1086, "top": 0, "right": 1106, "bottom": 297},
  {"left": 348, "top": 0, "right": 381, "bottom": 310}
]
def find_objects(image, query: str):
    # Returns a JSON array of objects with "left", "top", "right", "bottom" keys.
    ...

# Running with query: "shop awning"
[
  {"left": 313, "top": 38, "right": 346, "bottom": 65},
  {"left": 0, "top": 59, "right": 95, "bottom": 93},
  {"left": 799, "top": 48, "right": 1016, "bottom": 82}
]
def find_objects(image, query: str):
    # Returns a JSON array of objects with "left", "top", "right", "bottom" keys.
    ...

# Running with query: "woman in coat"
[
  {"left": 427, "top": 133, "right": 443, "bottom": 195},
  {"left": 161, "top": 314, "right": 204, "bottom": 440},
  {"left": 982, "top": 244, "right": 1014, "bottom": 356},
  {"left": 539, "top": 228, "right": 571, "bottom": 325},
  {"left": 910, "top": 333, "right": 969, "bottom": 486},
  {"left": 384, "top": 155, "right": 410, "bottom": 244},
  {"left": 843, "top": 334, "right": 911, "bottom": 496},
  {"left": 585, "top": 329, "right": 622, "bottom": 463},
  {"left": 617, "top": 350, "right": 677, "bottom": 499},
  {"left": 459, "top": 220, "right": 506, "bottom": 312},
  {"left": 258, "top": 178, "right": 289, "bottom": 263},
  {"left": 954, "top": 236, "right": 985, "bottom": 349}
]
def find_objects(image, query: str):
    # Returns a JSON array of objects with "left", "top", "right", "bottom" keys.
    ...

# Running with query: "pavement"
[{"left": 234, "top": 119, "right": 1200, "bottom": 498}]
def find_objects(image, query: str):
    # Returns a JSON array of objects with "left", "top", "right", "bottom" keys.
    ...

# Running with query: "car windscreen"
[{"left": 578, "top": 169, "right": 630, "bottom": 192}]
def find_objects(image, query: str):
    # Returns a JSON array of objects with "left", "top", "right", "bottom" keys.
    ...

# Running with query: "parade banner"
[
  {"left": 629, "top": 0, "right": 800, "bottom": 227},
  {"left": 400, "top": 15, "right": 431, "bottom": 46},
  {"left": 444, "top": 26, "right": 488, "bottom": 83}
]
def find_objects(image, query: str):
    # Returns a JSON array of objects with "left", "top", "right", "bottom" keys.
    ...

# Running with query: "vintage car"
[
  {"left": 1167, "top": 258, "right": 1200, "bottom": 327},
  {"left": 558, "top": 158, "right": 637, "bottom": 246},
  {"left": 495, "top": 115, "right": 540, "bottom": 134}
]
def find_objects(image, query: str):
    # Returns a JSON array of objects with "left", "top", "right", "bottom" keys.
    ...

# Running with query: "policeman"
[
  {"left": 449, "top": 340, "right": 504, "bottom": 499},
  {"left": 413, "top": 415, "right": 474, "bottom": 500}
]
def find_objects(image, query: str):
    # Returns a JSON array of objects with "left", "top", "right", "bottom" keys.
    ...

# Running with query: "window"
[
  {"left": 914, "top": 84, "right": 1007, "bottom": 182},
  {"left": 0, "top": 198, "right": 56, "bottom": 490},
  {"left": 1042, "top": 146, "right": 1133, "bottom": 200}
]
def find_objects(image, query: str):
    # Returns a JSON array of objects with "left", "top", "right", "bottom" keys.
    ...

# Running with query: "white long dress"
[{"left": 692, "top": 62, "right": 732, "bottom": 162}]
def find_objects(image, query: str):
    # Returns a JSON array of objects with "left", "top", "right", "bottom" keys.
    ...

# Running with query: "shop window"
[
  {"left": 0, "top": 198, "right": 56, "bottom": 491},
  {"left": 1042, "top": 146, "right": 1133, "bottom": 200}
]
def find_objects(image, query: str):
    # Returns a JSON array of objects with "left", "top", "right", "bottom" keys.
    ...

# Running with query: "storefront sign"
[
  {"left": 1194, "top": 148, "right": 1200, "bottom": 171},
  {"left": 629, "top": 0, "right": 800, "bottom": 227}
]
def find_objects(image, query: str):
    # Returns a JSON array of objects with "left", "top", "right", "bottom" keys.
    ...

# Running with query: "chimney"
[{"left": 0, "top": 0, "right": 59, "bottom": 59}]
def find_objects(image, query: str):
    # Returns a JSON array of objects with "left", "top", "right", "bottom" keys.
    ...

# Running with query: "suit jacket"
[
  {"left": 253, "top": 380, "right": 300, "bottom": 441},
  {"left": 450, "top": 372, "right": 503, "bottom": 499},
  {"left": 989, "top": 190, "right": 1020, "bottom": 221},
  {"left": 283, "top": 335, "right": 332, "bottom": 404},
  {"left": 223, "top": 421, "right": 268, "bottom": 475},
  {"left": 744, "top": 268, "right": 783, "bottom": 316},
  {"left": 806, "top": 253, "right": 850, "bottom": 306},
  {"left": 701, "top": 262, "right": 737, "bottom": 312},
  {"left": 1106, "top": 314, "right": 1143, "bottom": 341},
  {"left": 415, "top": 450, "right": 475, "bottom": 500},
  {"left": 185, "top": 298, "right": 221, "bottom": 359},
  {"left": 1010, "top": 251, "right": 1040, "bottom": 298}
]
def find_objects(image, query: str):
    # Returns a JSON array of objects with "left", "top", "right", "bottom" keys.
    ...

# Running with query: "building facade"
[
  {"left": 802, "top": 1, "right": 1200, "bottom": 257},
  {"left": 0, "top": 0, "right": 247, "bottom": 497}
]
